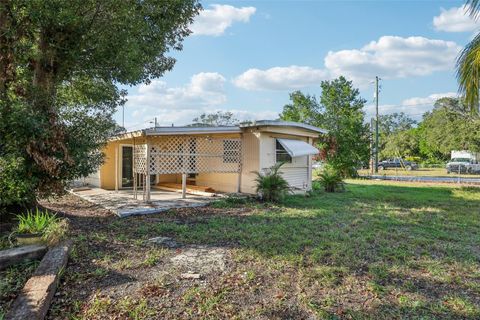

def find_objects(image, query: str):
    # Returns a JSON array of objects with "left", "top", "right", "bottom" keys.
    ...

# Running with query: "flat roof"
[
  {"left": 145, "top": 126, "right": 241, "bottom": 135},
  {"left": 112, "top": 120, "right": 327, "bottom": 140},
  {"left": 242, "top": 120, "right": 328, "bottom": 134}
]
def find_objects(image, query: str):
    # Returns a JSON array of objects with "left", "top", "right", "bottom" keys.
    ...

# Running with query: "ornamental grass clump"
[
  {"left": 254, "top": 162, "right": 290, "bottom": 202},
  {"left": 15, "top": 208, "right": 68, "bottom": 246},
  {"left": 316, "top": 164, "right": 344, "bottom": 193}
]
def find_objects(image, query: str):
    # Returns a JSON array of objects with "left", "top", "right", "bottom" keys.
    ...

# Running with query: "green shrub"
[
  {"left": 253, "top": 163, "right": 290, "bottom": 202},
  {"left": 43, "top": 219, "right": 69, "bottom": 246},
  {"left": 0, "top": 156, "right": 36, "bottom": 214},
  {"left": 316, "top": 165, "right": 344, "bottom": 193},
  {"left": 420, "top": 158, "right": 446, "bottom": 168},
  {"left": 16, "top": 209, "right": 58, "bottom": 234},
  {"left": 15, "top": 208, "right": 68, "bottom": 245}
]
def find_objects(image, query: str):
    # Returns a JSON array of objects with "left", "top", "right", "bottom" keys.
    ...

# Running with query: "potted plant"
[{"left": 12, "top": 208, "right": 67, "bottom": 246}]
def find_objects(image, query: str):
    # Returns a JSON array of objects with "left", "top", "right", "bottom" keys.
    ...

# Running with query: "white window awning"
[{"left": 277, "top": 138, "right": 319, "bottom": 157}]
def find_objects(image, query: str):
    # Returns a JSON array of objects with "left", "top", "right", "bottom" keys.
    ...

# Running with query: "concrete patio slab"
[{"left": 70, "top": 188, "right": 212, "bottom": 217}]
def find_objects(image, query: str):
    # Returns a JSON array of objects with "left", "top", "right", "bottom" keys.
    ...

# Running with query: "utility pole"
[
  {"left": 122, "top": 105, "right": 125, "bottom": 128},
  {"left": 375, "top": 76, "right": 380, "bottom": 173},
  {"left": 370, "top": 117, "right": 375, "bottom": 175},
  {"left": 150, "top": 117, "right": 158, "bottom": 128}
]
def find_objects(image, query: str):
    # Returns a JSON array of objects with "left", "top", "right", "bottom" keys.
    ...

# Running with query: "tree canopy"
[
  {"left": 190, "top": 111, "right": 240, "bottom": 127},
  {"left": 418, "top": 97, "right": 480, "bottom": 159},
  {"left": 0, "top": 0, "right": 200, "bottom": 209},
  {"left": 378, "top": 97, "right": 480, "bottom": 161},
  {"left": 278, "top": 91, "right": 320, "bottom": 125},
  {"left": 280, "top": 76, "right": 370, "bottom": 176},
  {"left": 378, "top": 113, "right": 417, "bottom": 159}
]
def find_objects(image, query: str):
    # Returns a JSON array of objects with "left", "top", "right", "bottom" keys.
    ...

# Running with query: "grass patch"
[
  {"left": 47, "top": 180, "right": 480, "bottom": 319},
  {"left": 0, "top": 260, "right": 39, "bottom": 318}
]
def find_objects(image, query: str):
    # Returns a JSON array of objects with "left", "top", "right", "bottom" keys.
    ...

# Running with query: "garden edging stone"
[
  {"left": 5, "top": 240, "right": 72, "bottom": 320},
  {"left": 0, "top": 244, "right": 47, "bottom": 271}
]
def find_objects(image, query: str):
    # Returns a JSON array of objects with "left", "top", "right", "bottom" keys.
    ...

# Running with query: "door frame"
[{"left": 119, "top": 144, "right": 134, "bottom": 189}]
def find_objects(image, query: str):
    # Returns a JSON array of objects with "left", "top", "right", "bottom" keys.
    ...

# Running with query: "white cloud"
[
  {"left": 122, "top": 71, "right": 279, "bottom": 129},
  {"left": 191, "top": 4, "right": 256, "bottom": 36},
  {"left": 325, "top": 36, "right": 461, "bottom": 85},
  {"left": 127, "top": 72, "right": 226, "bottom": 111},
  {"left": 433, "top": 5, "right": 480, "bottom": 32},
  {"left": 234, "top": 36, "right": 461, "bottom": 90},
  {"left": 401, "top": 92, "right": 457, "bottom": 107},
  {"left": 364, "top": 92, "right": 458, "bottom": 120},
  {"left": 233, "top": 65, "right": 329, "bottom": 91}
]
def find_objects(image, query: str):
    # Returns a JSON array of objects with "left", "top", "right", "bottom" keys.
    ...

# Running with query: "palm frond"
[
  {"left": 456, "top": 32, "right": 480, "bottom": 114},
  {"left": 467, "top": 0, "right": 480, "bottom": 19}
]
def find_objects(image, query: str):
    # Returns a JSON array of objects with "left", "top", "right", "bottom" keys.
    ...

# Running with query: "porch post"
[
  {"left": 115, "top": 145, "right": 119, "bottom": 192},
  {"left": 145, "top": 142, "right": 151, "bottom": 202},
  {"left": 307, "top": 137, "right": 313, "bottom": 190},
  {"left": 133, "top": 140, "right": 137, "bottom": 200},
  {"left": 237, "top": 136, "right": 243, "bottom": 193},
  {"left": 181, "top": 173, "right": 187, "bottom": 199},
  {"left": 237, "top": 166, "right": 242, "bottom": 193}
]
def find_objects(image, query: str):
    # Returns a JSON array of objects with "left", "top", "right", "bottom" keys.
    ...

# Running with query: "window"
[
  {"left": 223, "top": 140, "right": 240, "bottom": 163},
  {"left": 276, "top": 140, "right": 292, "bottom": 163}
]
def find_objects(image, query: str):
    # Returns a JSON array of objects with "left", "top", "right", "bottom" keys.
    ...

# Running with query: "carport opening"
[
  {"left": 132, "top": 136, "right": 242, "bottom": 202},
  {"left": 152, "top": 173, "right": 216, "bottom": 197}
]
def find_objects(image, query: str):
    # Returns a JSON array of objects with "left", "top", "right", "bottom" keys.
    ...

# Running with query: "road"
[{"left": 362, "top": 175, "right": 480, "bottom": 185}]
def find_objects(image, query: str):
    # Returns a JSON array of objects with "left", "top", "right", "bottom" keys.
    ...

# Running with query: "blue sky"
[{"left": 117, "top": 0, "right": 478, "bottom": 130}]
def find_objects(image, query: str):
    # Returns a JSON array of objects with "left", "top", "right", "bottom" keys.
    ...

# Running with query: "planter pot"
[{"left": 16, "top": 233, "right": 45, "bottom": 246}]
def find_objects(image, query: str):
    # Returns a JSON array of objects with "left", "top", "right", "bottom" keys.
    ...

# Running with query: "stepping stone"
[
  {"left": 170, "top": 246, "right": 226, "bottom": 274},
  {"left": 180, "top": 272, "right": 202, "bottom": 280},
  {"left": 148, "top": 236, "right": 180, "bottom": 248}
]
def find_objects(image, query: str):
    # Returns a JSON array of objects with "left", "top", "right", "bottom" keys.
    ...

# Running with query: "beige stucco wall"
[
  {"left": 239, "top": 131, "right": 261, "bottom": 194},
  {"left": 99, "top": 141, "right": 116, "bottom": 190},
  {"left": 93, "top": 127, "right": 316, "bottom": 194},
  {"left": 195, "top": 173, "right": 238, "bottom": 193},
  {"left": 258, "top": 132, "right": 312, "bottom": 192},
  {"left": 98, "top": 137, "right": 146, "bottom": 190}
]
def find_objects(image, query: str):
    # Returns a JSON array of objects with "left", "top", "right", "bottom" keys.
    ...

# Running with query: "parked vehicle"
[
  {"left": 378, "top": 158, "right": 418, "bottom": 171},
  {"left": 446, "top": 150, "right": 480, "bottom": 174}
]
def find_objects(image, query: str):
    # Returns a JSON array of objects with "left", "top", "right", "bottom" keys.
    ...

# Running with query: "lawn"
[
  {"left": 357, "top": 167, "right": 477, "bottom": 178},
  {"left": 34, "top": 180, "right": 480, "bottom": 319}
]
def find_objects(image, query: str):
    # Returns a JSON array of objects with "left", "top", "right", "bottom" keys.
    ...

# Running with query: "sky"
[{"left": 116, "top": 0, "right": 480, "bottom": 131}]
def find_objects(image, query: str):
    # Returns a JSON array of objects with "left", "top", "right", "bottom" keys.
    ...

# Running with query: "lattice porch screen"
[{"left": 133, "top": 136, "right": 242, "bottom": 200}]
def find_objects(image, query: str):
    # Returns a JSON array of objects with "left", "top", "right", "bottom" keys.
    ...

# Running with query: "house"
[{"left": 84, "top": 120, "right": 326, "bottom": 200}]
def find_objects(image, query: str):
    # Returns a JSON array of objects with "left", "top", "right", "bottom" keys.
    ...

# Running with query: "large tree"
[
  {"left": 378, "top": 112, "right": 417, "bottom": 137},
  {"left": 381, "top": 128, "right": 420, "bottom": 159},
  {"left": 278, "top": 91, "right": 320, "bottom": 125},
  {"left": 378, "top": 112, "right": 417, "bottom": 157},
  {"left": 418, "top": 97, "right": 480, "bottom": 159},
  {"left": 0, "top": 0, "right": 200, "bottom": 209},
  {"left": 318, "top": 77, "right": 370, "bottom": 176},
  {"left": 280, "top": 76, "right": 370, "bottom": 176}
]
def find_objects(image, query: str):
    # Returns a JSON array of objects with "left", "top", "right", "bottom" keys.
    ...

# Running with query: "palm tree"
[{"left": 457, "top": 0, "right": 480, "bottom": 114}]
